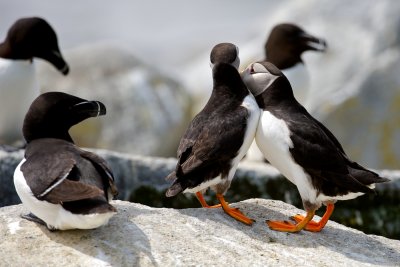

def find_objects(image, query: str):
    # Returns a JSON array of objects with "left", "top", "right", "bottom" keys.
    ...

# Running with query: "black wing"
[
  {"left": 285, "top": 106, "right": 379, "bottom": 195},
  {"left": 22, "top": 139, "right": 113, "bottom": 204},
  {"left": 79, "top": 149, "right": 118, "bottom": 199},
  {"left": 173, "top": 106, "right": 248, "bottom": 186}
]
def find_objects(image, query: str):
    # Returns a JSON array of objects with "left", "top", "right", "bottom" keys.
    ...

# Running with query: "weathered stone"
[
  {"left": 2, "top": 148, "right": 399, "bottom": 238},
  {"left": 37, "top": 42, "right": 192, "bottom": 157},
  {"left": 0, "top": 149, "right": 280, "bottom": 207},
  {"left": 1, "top": 199, "right": 399, "bottom": 266},
  {"left": 0, "top": 149, "right": 24, "bottom": 207}
]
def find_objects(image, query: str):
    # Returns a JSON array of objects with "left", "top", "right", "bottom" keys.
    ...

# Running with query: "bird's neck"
[
  {"left": 255, "top": 82, "right": 296, "bottom": 109},
  {"left": 265, "top": 50, "right": 302, "bottom": 70}
]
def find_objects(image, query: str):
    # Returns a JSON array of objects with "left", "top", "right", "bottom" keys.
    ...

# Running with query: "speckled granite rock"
[{"left": 1, "top": 199, "right": 399, "bottom": 266}]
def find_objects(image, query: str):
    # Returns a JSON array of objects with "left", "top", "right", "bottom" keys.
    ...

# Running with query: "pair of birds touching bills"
[{"left": 5, "top": 17, "right": 388, "bottom": 232}]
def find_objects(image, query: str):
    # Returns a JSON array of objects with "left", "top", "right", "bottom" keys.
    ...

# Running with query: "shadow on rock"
[{"left": 37, "top": 204, "right": 158, "bottom": 266}]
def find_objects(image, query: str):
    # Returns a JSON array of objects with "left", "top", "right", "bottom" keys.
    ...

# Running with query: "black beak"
[
  {"left": 72, "top": 101, "right": 106, "bottom": 118},
  {"left": 300, "top": 32, "right": 327, "bottom": 52},
  {"left": 41, "top": 49, "right": 70, "bottom": 75}
]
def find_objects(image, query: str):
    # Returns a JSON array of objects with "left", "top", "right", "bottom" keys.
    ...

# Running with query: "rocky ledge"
[
  {"left": 1, "top": 148, "right": 400, "bottom": 238},
  {"left": 1, "top": 199, "right": 399, "bottom": 266}
]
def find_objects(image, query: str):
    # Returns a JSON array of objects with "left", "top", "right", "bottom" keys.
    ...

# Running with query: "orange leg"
[
  {"left": 216, "top": 193, "right": 254, "bottom": 225},
  {"left": 195, "top": 192, "right": 221, "bottom": 208},
  {"left": 291, "top": 203, "right": 334, "bottom": 232},
  {"left": 266, "top": 210, "right": 315, "bottom": 233}
]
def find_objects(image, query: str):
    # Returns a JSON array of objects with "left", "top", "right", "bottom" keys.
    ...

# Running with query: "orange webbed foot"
[
  {"left": 290, "top": 204, "right": 334, "bottom": 232},
  {"left": 216, "top": 194, "right": 254, "bottom": 225},
  {"left": 196, "top": 192, "right": 222, "bottom": 208},
  {"left": 266, "top": 210, "right": 315, "bottom": 233}
]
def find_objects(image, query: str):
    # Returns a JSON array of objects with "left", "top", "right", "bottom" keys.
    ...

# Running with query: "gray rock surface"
[
  {"left": 0, "top": 149, "right": 24, "bottom": 207},
  {"left": 0, "top": 148, "right": 281, "bottom": 207},
  {"left": 37, "top": 42, "right": 192, "bottom": 157},
  {"left": 1, "top": 199, "right": 399, "bottom": 266},
  {"left": 2, "top": 148, "right": 399, "bottom": 206}
]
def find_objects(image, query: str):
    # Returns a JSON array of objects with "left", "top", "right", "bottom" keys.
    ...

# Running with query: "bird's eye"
[{"left": 250, "top": 66, "right": 255, "bottom": 74}]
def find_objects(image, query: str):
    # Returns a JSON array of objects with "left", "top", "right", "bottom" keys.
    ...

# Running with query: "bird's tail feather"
[
  {"left": 165, "top": 171, "right": 177, "bottom": 182},
  {"left": 348, "top": 167, "right": 390, "bottom": 187},
  {"left": 165, "top": 183, "right": 183, "bottom": 197}
]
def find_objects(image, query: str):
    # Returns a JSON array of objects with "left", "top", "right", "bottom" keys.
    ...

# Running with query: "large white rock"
[
  {"left": 1, "top": 199, "right": 399, "bottom": 266},
  {"left": 37, "top": 43, "right": 192, "bottom": 157}
]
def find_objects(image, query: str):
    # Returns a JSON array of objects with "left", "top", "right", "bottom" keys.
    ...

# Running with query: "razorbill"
[
  {"left": 264, "top": 23, "right": 326, "bottom": 104},
  {"left": 14, "top": 92, "right": 118, "bottom": 230},
  {"left": 165, "top": 46, "right": 260, "bottom": 225},
  {"left": 241, "top": 61, "right": 389, "bottom": 232},
  {"left": 0, "top": 17, "right": 69, "bottom": 147},
  {"left": 245, "top": 23, "right": 327, "bottom": 162}
]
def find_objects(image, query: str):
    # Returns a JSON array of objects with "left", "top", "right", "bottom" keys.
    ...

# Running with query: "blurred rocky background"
[
  {"left": 1, "top": 0, "right": 399, "bottom": 169},
  {"left": 0, "top": 0, "right": 399, "bottom": 239}
]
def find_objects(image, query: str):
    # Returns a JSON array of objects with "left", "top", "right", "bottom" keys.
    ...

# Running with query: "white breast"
[
  {"left": 13, "top": 159, "right": 115, "bottom": 230},
  {"left": 244, "top": 63, "right": 311, "bottom": 163},
  {"left": 255, "top": 111, "right": 317, "bottom": 203},
  {"left": 0, "top": 59, "right": 40, "bottom": 143},
  {"left": 229, "top": 94, "right": 261, "bottom": 177}
]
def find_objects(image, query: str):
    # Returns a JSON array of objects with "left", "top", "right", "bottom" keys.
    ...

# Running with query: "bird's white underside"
[{"left": 13, "top": 159, "right": 115, "bottom": 230}]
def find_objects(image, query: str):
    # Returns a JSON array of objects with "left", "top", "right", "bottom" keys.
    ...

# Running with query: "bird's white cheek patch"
[{"left": 242, "top": 72, "right": 279, "bottom": 97}]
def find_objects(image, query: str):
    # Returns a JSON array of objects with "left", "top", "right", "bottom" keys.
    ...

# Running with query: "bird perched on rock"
[
  {"left": 241, "top": 61, "right": 389, "bottom": 232},
  {"left": 14, "top": 92, "right": 118, "bottom": 230},
  {"left": 165, "top": 43, "right": 260, "bottom": 225},
  {"left": 245, "top": 23, "right": 327, "bottom": 162},
  {"left": 0, "top": 17, "right": 69, "bottom": 148}
]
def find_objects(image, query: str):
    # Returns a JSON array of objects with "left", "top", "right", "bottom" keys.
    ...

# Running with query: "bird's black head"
[
  {"left": 265, "top": 23, "right": 327, "bottom": 69},
  {"left": 210, "top": 42, "right": 240, "bottom": 70},
  {"left": 0, "top": 17, "right": 69, "bottom": 75},
  {"left": 23, "top": 92, "right": 106, "bottom": 143}
]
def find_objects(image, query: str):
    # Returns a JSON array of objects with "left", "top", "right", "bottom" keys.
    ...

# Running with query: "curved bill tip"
[{"left": 59, "top": 64, "right": 69, "bottom": 75}]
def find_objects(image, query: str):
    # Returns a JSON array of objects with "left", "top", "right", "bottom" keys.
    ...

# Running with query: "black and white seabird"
[
  {"left": 241, "top": 61, "right": 389, "bottom": 232},
  {"left": 13, "top": 92, "right": 118, "bottom": 230},
  {"left": 245, "top": 23, "right": 327, "bottom": 162},
  {"left": 165, "top": 43, "right": 260, "bottom": 225},
  {"left": 0, "top": 17, "right": 69, "bottom": 146}
]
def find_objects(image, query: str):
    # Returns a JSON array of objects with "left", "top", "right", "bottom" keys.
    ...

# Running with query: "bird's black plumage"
[
  {"left": 264, "top": 23, "right": 326, "bottom": 69},
  {"left": 21, "top": 138, "right": 117, "bottom": 214},
  {"left": 0, "top": 17, "right": 69, "bottom": 74},
  {"left": 210, "top": 42, "right": 239, "bottom": 66},
  {"left": 14, "top": 92, "right": 117, "bottom": 230},
  {"left": 166, "top": 63, "right": 251, "bottom": 197},
  {"left": 246, "top": 61, "right": 389, "bottom": 208},
  {"left": 242, "top": 61, "right": 389, "bottom": 232}
]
